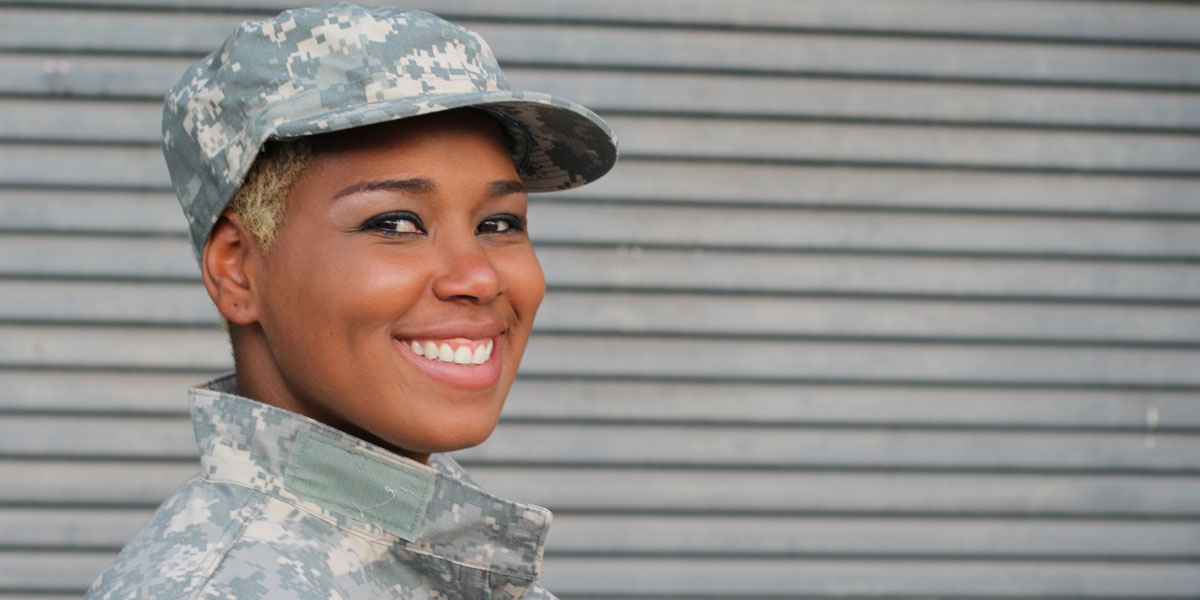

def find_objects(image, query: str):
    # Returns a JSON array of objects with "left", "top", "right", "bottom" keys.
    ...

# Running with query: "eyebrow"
[
  {"left": 333, "top": 178, "right": 527, "bottom": 200},
  {"left": 333, "top": 178, "right": 433, "bottom": 200},
  {"left": 486, "top": 179, "right": 527, "bottom": 197}
]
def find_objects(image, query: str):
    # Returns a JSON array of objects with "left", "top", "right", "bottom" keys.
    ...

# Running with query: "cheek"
[
  {"left": 326, "top": 242, "right": 432, "bottom": 309},
  {"left": 265, "top": 246, "right": 430, "bottom": 351},
  {"left": 502, "top": 248, "right": 545, "bottom": 323},
  {"left": 345, "top": 254, "right": 429, "bottom": 321}
]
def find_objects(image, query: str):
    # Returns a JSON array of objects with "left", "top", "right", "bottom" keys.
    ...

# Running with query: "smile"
[{"left": 402, "top": 337, "right": 494, "bottom": 365}]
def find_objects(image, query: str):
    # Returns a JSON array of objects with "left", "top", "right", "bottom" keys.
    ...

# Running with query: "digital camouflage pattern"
[
  {"left": 163, "top": 2, "right": 618, "bottom": 258},
  {"left": 86, "top": 375, "right": 557, "bottom": 600}
]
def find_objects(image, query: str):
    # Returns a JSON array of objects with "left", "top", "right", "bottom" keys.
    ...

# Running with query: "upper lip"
[{"left": 394, "top": 320, "right": 506, "bottom": 341}]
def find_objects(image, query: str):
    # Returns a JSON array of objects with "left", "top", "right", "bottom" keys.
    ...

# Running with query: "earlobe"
[{"left": 201, "top": 210, "right": 261, "bottom": 325}]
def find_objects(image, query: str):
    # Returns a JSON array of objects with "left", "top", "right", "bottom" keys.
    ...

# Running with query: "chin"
[
  {"left": 387, "top": 427, "right": 496, "bottom": 459},
  {"left": 367, "top": 400, "right": 504, "bottom": 457},
  {"left": 432, "top": 427, "right": 496, "bottom": 454}
]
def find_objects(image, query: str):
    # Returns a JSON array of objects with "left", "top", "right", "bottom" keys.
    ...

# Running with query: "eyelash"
[
  {"left": 359, "top": 211, "right": 425, "bottom": 236},
  {"left": 359, "top": 212, "right": 526, "bottom": 237},
  {"left": 478, "top": 214, "right": 526, "bottom": 235}
]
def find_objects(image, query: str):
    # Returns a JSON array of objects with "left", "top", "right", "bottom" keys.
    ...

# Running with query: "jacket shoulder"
[{"left": 85, "top": 476, "right": 262, "bottom": 600}]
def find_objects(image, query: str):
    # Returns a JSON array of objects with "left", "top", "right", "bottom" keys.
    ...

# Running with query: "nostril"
[{"left": 431, "top": 249, "right": 503, "bottom": 303}]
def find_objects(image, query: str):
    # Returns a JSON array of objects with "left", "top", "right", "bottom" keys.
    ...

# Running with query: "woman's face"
[{"left": 236, "top": 111, "right": 545, "bottom": 462}]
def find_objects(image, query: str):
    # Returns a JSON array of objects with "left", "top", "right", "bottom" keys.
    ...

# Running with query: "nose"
[{"left": 431, "top": 236, "right": 503, "bottom": 304}]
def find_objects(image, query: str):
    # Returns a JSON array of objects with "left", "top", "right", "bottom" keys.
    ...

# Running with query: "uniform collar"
[{"left": 189, "top": 373, "right": 551, "bottom": 584}]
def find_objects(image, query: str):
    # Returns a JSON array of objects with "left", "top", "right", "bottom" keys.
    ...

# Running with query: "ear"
[{"left": 201, "top": 210, "right": 262, "bottom": 325}]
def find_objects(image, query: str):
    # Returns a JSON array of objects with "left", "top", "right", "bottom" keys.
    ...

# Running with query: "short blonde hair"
[{"left": 227, "top": 138, "right": 314, "bottom": 252}]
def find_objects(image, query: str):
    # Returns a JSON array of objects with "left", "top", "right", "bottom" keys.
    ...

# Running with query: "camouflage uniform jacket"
[{"left": 85, "top": 374, "right": 556, "bottom": 600}]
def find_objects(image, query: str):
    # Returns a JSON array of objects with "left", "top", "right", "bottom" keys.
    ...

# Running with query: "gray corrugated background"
[{"left": 2, "top": 1, "right": 1200, "bottom": 597}]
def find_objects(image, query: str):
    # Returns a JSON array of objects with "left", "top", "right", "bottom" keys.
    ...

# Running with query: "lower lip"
[{"left": 394, "top": 336, "right": 503, "bottom": 389}]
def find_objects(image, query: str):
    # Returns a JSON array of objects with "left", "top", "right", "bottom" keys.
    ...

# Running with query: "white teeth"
[{"left": 406, "top": 338, "right": 494, "bottom": 366}]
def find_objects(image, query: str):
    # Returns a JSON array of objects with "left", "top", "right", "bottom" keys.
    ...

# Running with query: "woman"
[{"left": 85, "top": 4, "right": 617, "bottom": 599}]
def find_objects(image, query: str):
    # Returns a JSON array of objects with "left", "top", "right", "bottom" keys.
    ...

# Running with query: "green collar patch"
[{"left": 283, "top": 430, "right": 437, "bottom": 541}]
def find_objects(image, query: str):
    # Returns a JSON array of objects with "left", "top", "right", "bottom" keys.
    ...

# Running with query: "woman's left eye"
[{"left": 477, "top": 214, "right": 526, "bottom": 235}]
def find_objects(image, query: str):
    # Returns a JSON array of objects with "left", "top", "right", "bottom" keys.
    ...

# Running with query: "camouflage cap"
[{"left": 163, "top": 2, "right": 618, "bottom": 257}]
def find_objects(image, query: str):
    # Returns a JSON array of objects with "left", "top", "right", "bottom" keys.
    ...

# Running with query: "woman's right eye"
[{"left": 360, "top": 211, "right": 426, "bottom": 236}]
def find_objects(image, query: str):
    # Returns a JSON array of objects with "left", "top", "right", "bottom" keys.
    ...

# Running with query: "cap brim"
[{"left": 269, "top": 90, "right": 618, "bottom": 193}]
